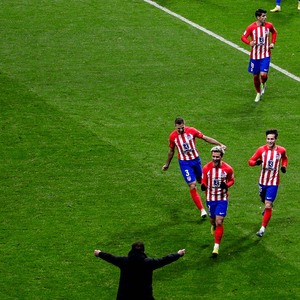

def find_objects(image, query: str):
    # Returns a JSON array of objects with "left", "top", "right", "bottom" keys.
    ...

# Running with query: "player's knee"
[
  {"left": 189, "top": 182, "right": 197, "bottom": 190},
  {"left": 261, "top": 74, "right": 268, "bottom": 82},
  {"left": 216, "top": 218, "right": 224, "bottom": 226}
]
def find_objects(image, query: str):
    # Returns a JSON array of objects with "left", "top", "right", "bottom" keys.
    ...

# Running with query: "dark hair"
[
  {"left": 131, "top": 242, "right": 145, "bottom": 253},
  {"left": 255, "top": 8, "right": 267, "bottom": 17},
  {"left": 128, "top": 242, "right": 147, "bottom": 259},
  {"left": 266, "top": 129, "right": 278, "bottom": 139},
  {"left": 175, "top": 117, "right": 185, "bottom": 125}
]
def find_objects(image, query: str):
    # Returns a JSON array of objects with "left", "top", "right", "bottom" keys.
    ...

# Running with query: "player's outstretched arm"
[{"left": 202, "top": 135, "right": 226, "bottom": 150}]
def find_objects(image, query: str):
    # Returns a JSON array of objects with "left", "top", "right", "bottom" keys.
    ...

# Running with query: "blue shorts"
[
  {"left": 178, "top": 157, "right": 202, "bottom": 184},
  {"left": 259, "top": 184, "right": 278, "bottom": 202},
  {"left": 248, "top": 57, "right": 271, "bottom": 74},
  {"left": 206, "top": 200, "right": 228, "bottom": 219}
]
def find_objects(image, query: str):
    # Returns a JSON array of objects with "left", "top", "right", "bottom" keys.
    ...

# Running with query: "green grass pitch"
[{"left": 0, "top": 0, "right": 299, "bottom": 299}]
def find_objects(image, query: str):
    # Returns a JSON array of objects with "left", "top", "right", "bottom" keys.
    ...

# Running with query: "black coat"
[{"left": 98, "top": 250, "right": 181, "bottom": 300}]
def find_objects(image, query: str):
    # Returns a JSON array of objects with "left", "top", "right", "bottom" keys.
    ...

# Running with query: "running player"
[
  {"left": 248, "top": 129, "right": 288, "bottom": 237},
  {"left": 201, "top": 146, "right": 234, "bottom": 257},
  {"left": 241, "top": 9, "right": 277, "bottom": 102},
  {"left": 162, "top": 117, "right": 226, "bottom": 220}
]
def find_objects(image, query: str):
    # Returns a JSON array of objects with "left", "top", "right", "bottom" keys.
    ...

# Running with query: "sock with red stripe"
[
  {"left": 262, "top": 207, "right": 272, "bottom": 227},
  {"left": 189, "top": 188, "right": 204, "bottom": 211},
  {"left": 214, "top": 225, "right": 224, "bottom": 245}
]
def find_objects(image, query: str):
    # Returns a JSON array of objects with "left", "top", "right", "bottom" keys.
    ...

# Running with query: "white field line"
[{"left": 144, "top": 0, "right": 300, "bottom": 83}]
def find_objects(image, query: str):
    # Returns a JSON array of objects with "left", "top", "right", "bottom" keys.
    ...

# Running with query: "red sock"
[
  {"left": 262, "top": 208, "right": 272, "bottom": 227},
  {"left": 189, "top": 188, "right": 204, "bottom": 210},
  {"left": 253, "top": 76, "right": 261, "bottom": 93},
  {"left": 214, "top": 225, "right": 224, "bottom": 244}
]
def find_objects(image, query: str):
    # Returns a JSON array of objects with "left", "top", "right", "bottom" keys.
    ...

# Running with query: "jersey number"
[
  {"left": 258, "top": 36, "right": 265, "bottom": 45},
  {"left": 183, "top": 143, "right": 190, "bottom": 152},
  {"left": 214, "top": 179, "right": 220, "bottom": 187},
  {"left": 268, "top": 160, "right": 274, "bottom": 168}
]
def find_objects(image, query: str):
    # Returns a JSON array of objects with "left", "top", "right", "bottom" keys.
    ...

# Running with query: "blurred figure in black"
[{"left": 94, "top": 242, "right": 185, "bottom": 300}]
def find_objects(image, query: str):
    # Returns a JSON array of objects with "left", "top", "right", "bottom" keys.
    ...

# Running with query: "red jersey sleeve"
[
  {"left": 169, "top": 131, "right": 176, "bottom": 149},
  {"left": 201, "top": 164, "right": 208, "bottom": 185},
  {"left": 248, "top": 146, "right": 264, "bottom": 166},
  {"left": 268, "top": 23, "right": 277, "bottom": 44},
  {"left": 241, "top": 23, "right": 255, "bottom": 45},
  {"left": 278, "top": 146, "right": 288, "bottom": 167},
  {"left": 189, "top": 127, "right": 203, "bottom": 139},
  {"left": 224, "top": 164, "right": 235, "bottom": 188}
]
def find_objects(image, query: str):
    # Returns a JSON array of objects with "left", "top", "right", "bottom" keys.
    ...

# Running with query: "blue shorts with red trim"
[
  {"left": 259, "top": 184, "right": 278, "bottom": 202},
  {"left": 178, "top": 157, "right": 202, "bottom": 184},
  {"left": 206, "top": 200, "right": 228, "bottom": 219},
  {"left": 248, "top": 57, "right": 271, "bottom": 74}
]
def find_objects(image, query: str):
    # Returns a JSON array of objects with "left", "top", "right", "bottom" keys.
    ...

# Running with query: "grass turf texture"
[{"left": 0, "top": 0, "right": 299, "bottom": 299}]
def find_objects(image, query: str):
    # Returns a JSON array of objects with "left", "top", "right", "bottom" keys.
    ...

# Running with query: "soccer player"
[
  {"left": 94, "top": 242, "right": 185, "bottom": 299},
  {"left": 270, "top": 1, "right": 300, "bottom": 12},
  {"left": 201, "top": 146, "right": 234, "bottom": 257},
  {"left": 162, "top": 117, "right": 226, "bottom": 219},
  {"left": 241, "top": 9, "right": 277, "bottom": 102},
  {"left": 248, "top": 129, "right": 288, "bottom": 238}
]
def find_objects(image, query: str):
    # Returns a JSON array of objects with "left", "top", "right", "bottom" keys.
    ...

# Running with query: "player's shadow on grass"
[
  {"left": 168, "top": 206, "right": 209, "bottom": 226},
  {"left": 183, "top": 228, "right": 265, "bottom": 269},
  {"left": 223, "top": 232, "right": 263, "bottom": 256}
]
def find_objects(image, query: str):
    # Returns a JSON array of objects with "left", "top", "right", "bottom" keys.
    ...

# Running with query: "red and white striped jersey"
[
  {"left": 201, "top": 161, "right": 234, "bottom": 201},
  {"left": 241, "top": 22, "right": 277, "bottom": 60},
  {"left": 169, "top": 126, "right": 203, "bottom": 161},
  {"left": 248, "top": 145, "right": 288, "bottom": 186}
]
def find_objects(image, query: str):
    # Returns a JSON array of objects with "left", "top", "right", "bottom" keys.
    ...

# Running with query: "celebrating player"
[
  {"left": 248, "top": 129, "right": 288, "bottom": 237},
  {"left": 201, "top": 146, "right": 234, "bottom": 257},
  {"left": 241, "top": 9, "right": 277, "bottom": 102},
  {"left": 162, "top": 117, "right": 226, "bottom": 220}
]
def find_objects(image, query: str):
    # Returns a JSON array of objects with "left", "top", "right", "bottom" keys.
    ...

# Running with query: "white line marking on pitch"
[{"left": 144, "top": 0, "right": 300, "bottom": 83}]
